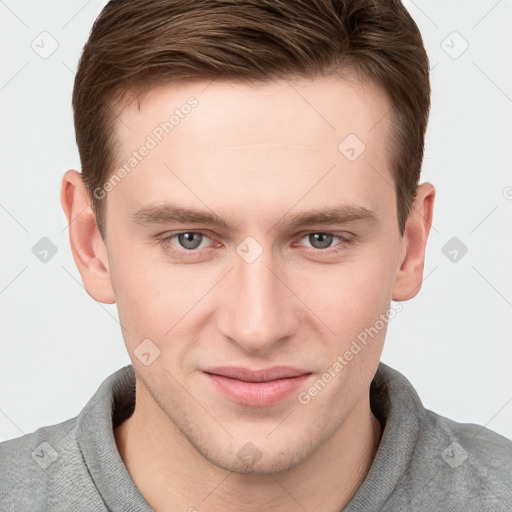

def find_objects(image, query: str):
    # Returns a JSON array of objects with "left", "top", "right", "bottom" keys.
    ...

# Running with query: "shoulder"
[
  {"left": 418, "top": 408, "right": 512, "bottom": 509},
  {"left": 0, "top": 418, "right": 107, "bottom": 511},
  {"left": 428, "top": 408, "right": 512, "bottom": 456},
  {"left": 371, "top": 363, "right": 512, "bottom": 510},
  {"left": 426, "top": 408, "right": 512, "bottom": 474},
  {"left": 0, "top": 417, "right": 77, "bottom": 485}
]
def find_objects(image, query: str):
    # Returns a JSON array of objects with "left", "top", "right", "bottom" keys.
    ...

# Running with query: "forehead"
[
  {"left": 108, "top": 72, "right": 395, "bottom": 227},
  {"left": 116, "top": 71, "right": 392, "bottom": 151}
]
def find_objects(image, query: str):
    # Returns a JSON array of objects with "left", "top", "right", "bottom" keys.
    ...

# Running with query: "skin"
[{"left": 61, "top": 71, "right": 435, "bottom": 511}]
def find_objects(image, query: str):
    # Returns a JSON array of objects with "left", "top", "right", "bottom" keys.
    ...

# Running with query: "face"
[{"left": 103, "top": 72, "right": 405, "bottom": 473}]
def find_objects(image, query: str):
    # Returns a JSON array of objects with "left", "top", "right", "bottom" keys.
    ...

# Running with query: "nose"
[{"left": 217, "top": 247, "right": 298, "bottom": 355}]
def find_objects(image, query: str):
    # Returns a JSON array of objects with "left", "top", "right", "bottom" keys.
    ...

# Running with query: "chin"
[
  {"left": 203, "top": 447, "right": 309, "bottom": 476},
  {"left": 189, "top": 430, "right": 327, "bottom": 476}
]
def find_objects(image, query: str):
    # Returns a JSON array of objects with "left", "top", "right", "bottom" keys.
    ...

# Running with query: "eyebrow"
[
  {"left": 132, "top": 203, "right": 229, "bottom": 228},
  {"left": 284, "top": 205, "right": 378, "bottom": 229},
  {"left": 131, "top": 202, "right": 378, "bottom": 230}
]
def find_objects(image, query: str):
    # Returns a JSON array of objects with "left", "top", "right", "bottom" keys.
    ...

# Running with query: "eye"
[
  {"left": 307, "top": 233, "right": 333, "bottom": 249},
  {"left": 175, "top": 232, "right": 206, "bottom": 250},
  {"left": 158, "top": 231, "right": 213, "bottom": 252},
  {"left": 298, "top": 232, "right": 351, "bottom": 250}
]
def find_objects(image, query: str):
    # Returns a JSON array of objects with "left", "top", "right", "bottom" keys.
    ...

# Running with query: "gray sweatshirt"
[{"left": 1, "top": 362, "right": 511, "bottom": 511}]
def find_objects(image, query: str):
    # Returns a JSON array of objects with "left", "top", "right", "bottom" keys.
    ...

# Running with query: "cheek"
[
  {"left": 108, "top": 229, "right": 399, "bottom": 354},
  {"left": 108, "top": 242, "right": 216, "bottom": 342},
  {"left": 295, "top": 253, "right": 396, "bottom": 403},
  {"left": 298, "top": 250, "right": 396, "bottom": 328}
]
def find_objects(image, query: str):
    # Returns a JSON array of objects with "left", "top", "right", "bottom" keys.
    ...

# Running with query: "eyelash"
[{"left": 156, "top": 230, "right": 354, "bottom": 257}]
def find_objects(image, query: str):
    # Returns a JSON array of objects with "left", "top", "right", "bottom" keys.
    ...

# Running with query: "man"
[{"left": 1, "top": 0, "right": 510, "bottom": 511}]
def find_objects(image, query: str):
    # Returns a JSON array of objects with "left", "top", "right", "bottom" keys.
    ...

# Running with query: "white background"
[{"left": 0, "top": 0, "right": 511, "bottom": 441}]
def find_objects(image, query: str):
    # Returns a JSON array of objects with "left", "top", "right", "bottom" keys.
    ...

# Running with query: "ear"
[
  {"left": 392, "top": 182, "right": 436, "bottom": 301},
  {"left": 60, "top": 170, "right": 115, "bottom": 304}
]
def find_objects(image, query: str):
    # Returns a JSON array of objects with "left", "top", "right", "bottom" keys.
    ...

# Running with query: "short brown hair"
[{"left": 73, "top": 0, "right": 430, "bottom": 238}]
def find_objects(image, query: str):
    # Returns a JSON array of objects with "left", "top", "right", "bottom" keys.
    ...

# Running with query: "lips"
[{"left": 203, "top": 366, "right": 312, "bottom": 407}]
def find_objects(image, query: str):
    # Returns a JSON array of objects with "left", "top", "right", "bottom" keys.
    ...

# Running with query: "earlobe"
[
  {"left": 60, "top": 170, "right": 116, "bottom": 304},
  {"left": 391, "top": 182, "right": 435, "bottom": 301}
]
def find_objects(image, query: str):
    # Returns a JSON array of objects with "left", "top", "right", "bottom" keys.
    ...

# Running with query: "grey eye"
[
  {"left": 309, "top": 233, "right": 334, "bottom": 249},
  {"left": 177, "top": 232, "right": 203, "bottom": 249}
]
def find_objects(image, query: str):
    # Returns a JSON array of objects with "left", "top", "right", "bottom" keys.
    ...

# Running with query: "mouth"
[{"left": 203, "top": 366, "right": 312, "bottom": 407}]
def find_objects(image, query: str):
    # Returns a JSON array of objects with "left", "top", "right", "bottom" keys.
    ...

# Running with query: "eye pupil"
[
  {"left": 178, "top": 232, "right": 202, "bottom": 249},
  {"left": 309, "top": 233, "right": 333, "bottom": 249}
]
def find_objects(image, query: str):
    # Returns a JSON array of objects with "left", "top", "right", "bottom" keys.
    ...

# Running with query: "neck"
[{"left": 115, "top": 383, "right": 382, "bottom": 512}]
